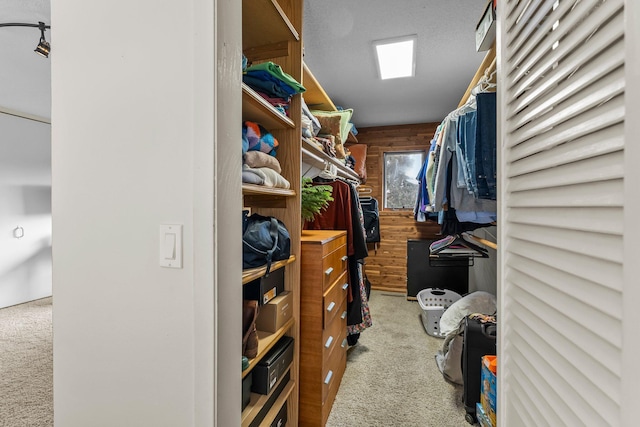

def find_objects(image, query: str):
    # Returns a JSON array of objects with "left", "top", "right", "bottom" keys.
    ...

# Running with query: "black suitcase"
[{"left": 462, "top": 314, "right": 497, "bottom": 424}]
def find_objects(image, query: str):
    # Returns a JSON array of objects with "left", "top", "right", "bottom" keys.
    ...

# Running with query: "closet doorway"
[{"left": 0, "top": 2, "right": 53, "bottom": 425}]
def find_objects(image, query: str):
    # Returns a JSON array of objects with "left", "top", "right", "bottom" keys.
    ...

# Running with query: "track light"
[
  {"left": 0, "top": 21, "right": 51, "bottom": 58},
  {"left": 34, "top": 22, "right": 50, "bottom": 57}
]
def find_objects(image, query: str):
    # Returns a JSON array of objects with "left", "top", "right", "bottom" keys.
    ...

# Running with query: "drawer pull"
[
  {"left": 341, "top": 311, "right": 347, "bottom": 320},
  {"left": 324, "top": 370, "right": 333, "bottom": 385},
  {"left": 342, "top": 338, "right": 348, "bottom": 348},
  {"left": 327, "top": 301, "right": 336, "bottom": 312},
  {"left": 324, "top": 267, "right": 334, "bottom": 276},
  {"left": 341, "top": 255, "right": 348, "bottom": 262},
  {"left": 342, "top": 283, "right": 349, "bottom": 291},
  {"left": 325, "top": 336, "right": 334, "bottom": 348}
]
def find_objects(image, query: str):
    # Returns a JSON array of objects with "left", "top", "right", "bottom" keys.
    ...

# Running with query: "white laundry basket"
[{"left": 417, "top": 288, "right": 462, "bottom": 337}]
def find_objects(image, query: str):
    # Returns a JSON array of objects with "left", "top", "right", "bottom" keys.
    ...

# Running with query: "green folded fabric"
[{"left": 246, "top": 61, "right": 306, "bottom": 93}]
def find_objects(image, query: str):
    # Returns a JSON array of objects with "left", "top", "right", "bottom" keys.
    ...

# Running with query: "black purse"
[{"left": 242, "top": 213, "right": 291, "bottom": 274}]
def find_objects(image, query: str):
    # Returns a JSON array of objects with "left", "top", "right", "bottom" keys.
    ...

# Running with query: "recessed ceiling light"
[{"left": 373, "top": 35, "right": 417, "bottom": 80}]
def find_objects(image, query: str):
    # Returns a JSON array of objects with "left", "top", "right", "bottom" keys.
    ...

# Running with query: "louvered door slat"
[
  {"left": 510, "top": 66, "right": 624, "bottom": 145},
  {"left": 508, "top": 0, "right": 606, "bottom": 87},
  {"left": 510, "top": 35, "right": 624, "bottom": 124},
  {"left": 508, "top": 206, "right": 623, "bottom": 235},
  {"left": 508, "top": 253, "right": 622, "bottom": 317},
  {"left": 508, "top": 223, "right": 622, "bottom": 263},
  {"left": 501, "top": 0, "right": 625, "bottom": 423},
  {"left": 513, "top": 1, "right": 620, "bottom": 97},
  {"left": 510, "top": 151, "right": 623, "bottom": 192},
  {"left": 507, "top": 0, "right": 574, "bottom": 68},
  {"left": 508, "top": 239, "right": 622, "bottom": 292},
  {"left": 508, "top": 124, "right": 624, "bottom": 178},
  {"left": 507, "top": 0, "right": 555, "bottom": 58},
  {"left": 508, "top": 179, "right": 623, "bottom": 208},
  {"left": 508, "top": 95, "right": 624, "bottom": 158}
]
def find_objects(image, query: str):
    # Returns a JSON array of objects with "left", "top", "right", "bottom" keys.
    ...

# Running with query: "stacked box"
[
  {"left": 481, "top": 355, "right": 497, "bottom": 427},
  {"left": 476, "top": 402, "right": 493, "bottom": 427}
]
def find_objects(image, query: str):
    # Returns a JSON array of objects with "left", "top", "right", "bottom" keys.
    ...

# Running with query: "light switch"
[{"left": 160, "top": 224, "right": 182, "bottom": 268}]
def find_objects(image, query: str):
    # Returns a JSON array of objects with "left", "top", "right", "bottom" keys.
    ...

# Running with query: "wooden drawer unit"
[
  {"left": 323, "top": 271, "right": 349, "bottom": 328},
  {"left": 322, "top": 297, "right": 348, "bottom": 362},
  {"left": 300, "top": 230, "right": 349, "bottom": 426},
  {"left": 322, "top": 248, "right": 348, "bottom": 291}
]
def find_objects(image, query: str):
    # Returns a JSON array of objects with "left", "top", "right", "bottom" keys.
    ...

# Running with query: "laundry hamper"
[{"left": 417, "top": 288, "right": 462, "bottom": 337}]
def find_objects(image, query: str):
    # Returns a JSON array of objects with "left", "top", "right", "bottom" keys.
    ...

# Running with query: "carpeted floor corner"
[
  {"left": 327, "top": 290, "right": 470, "bottom": 427},
  {"left": 0, "top": 297, "right": 53, "bottom": 427}
]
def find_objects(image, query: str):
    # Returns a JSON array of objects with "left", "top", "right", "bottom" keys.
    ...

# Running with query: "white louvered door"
[{"left": 498, "top": 1, "right": 628, "bottom": 426}]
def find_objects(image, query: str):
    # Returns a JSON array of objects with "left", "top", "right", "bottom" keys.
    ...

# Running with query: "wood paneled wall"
[{"left": 347, "top": 123, "right": 443, "bottom": 294}]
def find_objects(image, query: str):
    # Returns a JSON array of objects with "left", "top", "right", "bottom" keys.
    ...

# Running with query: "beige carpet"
[
  {"left": 327, "top": 290, "right": 470, "bottom": 427},
  {"left": 0, "top": 297, "right": 53, "bottom": 427},
  {"left": 0, "top": 293, "right": 470, "bottom": 426}
]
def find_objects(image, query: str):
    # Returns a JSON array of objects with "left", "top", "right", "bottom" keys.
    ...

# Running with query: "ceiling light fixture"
[
  {"left": 373, "top": 35, "right": 417, "bottom": 80},
  {"left": 0, "top": 21, "right": 51, "bottom": 58}
]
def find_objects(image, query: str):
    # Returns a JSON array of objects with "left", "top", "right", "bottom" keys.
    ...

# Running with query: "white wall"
[
  {"left": 51, "top": 0, "right": 241, "bottom": 425},
  {"left": 0, "top": 113, "right": 52, "bottom": 308}
]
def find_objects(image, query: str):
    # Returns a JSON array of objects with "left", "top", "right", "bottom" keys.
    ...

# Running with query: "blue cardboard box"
[{"left": 481, "top": 355, "right": 497, "bottom": 426}]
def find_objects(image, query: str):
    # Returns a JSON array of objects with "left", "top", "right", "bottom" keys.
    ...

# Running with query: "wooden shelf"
[
  {"left": 241, "top": 377, "right": 295, "bottom": 427},
  {"left": 242, "top": 183, "right": 296, "bottom": 198},
  {"left": 301, "top": 138, "right": 360, "bottom": 182},
  {"left": 242, "top": 256, "right": 296, "bottom": 285},
  {"left": 302, "top": 63, "right": 358, "bottom": 143},
  {"left": 242, "top": 0, "right": 299, "bottom": 52},
  {"left": 242, "top": 317, "right": 295, "bottom": 379},
  {"left": 302, "top": 63, "right": 337, "bottom": 111},
  {"left": 242, "top": 84, "right": 296, "bottom": 130}
]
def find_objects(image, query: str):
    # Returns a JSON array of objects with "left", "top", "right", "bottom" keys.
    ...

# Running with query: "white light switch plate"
[{"left": 160, "top": 224, "right": 182, "bottom": 268}]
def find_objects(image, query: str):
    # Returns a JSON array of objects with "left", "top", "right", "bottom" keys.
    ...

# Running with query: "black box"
[
  {"left": 249, "top": 370, "right": 290, "bottom": 427},
  {"left": 407, "top": 239, "right": 469, "bottom": 298},
  {"left": 242, "top": 373, "right": 252, "bottom": 411},
  {"left": 270, "top": 401, "right": 287, "bottom": 427},
  {"left": 251, "top": 336, "right": 294, "bottom": 395},
  {"left": 244, "top": 267, "right": 285, "bottom": 305}
]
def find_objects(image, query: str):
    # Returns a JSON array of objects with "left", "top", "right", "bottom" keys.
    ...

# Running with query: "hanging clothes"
[
  {"left": 415, "top": 85, "right": 497, "bottom": 236},
  {"left": 304, "top": 178, "right": 372, "bottom": 342}
]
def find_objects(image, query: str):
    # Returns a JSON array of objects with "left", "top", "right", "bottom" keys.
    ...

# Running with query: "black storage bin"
[
  {"left": 243, "top": 267, "right": 285, "bottom": 305},
  {"left": 242, "top": 373, "right": 252, "bottom": 411},
  {"left": 249, "top": 370, "right": 290, "bottom": 427},
  {"left": 270, "top": 401, "right": 287, "bottom": 427},
  {"left": 251, "top": 336, "right": 294, "bottom": 395},
  {"left": 407, "top": 239, "right": 469, "bottom": 298}
]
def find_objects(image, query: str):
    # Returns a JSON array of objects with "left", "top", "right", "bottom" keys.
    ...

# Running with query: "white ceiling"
[
  {"left": 0, "top": 0, "right": 51, "bottom": 120},
  {"left": 303, "top": 0, "right": 488, "bottom": 128},
  {"left": 0, "top": 1, "right": 488, "bottom": 127}
]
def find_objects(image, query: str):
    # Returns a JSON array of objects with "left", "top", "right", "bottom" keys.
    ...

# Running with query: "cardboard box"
[
  {"left": 476, "top": 402, "right": 493, "bottom": 427},
  {"left": 252, "top": 336, "right": 294, "bottom": 395},
  {"left": 481, "top": 355, "right": 497, "bottom": 427},
  {"left": 244, "top": 267, "right": 285, "bottom": 305},
  {"left": 476, "top": 0, "right": 496, "bottom": 52},
  {"left": 256, "top": 291, "right": 293, "bottom": 333}
]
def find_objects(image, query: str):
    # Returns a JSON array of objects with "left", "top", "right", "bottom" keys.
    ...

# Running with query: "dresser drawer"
[
  {"left": 322, "top": 246, "right": 348, "bottom": 291},
  {"left": 322, "top": 343, "right": 347, "bottom": 405},
  {"left": 322, "top": 298, "right": 348, "bottom": 363},
  {"left": 323, "top": 272, "right": 349, "bottom": 329}
]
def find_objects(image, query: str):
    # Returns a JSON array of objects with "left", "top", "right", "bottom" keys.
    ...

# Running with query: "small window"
[{"left": 383, "top": 151, "right": 425, "bottom": 209}]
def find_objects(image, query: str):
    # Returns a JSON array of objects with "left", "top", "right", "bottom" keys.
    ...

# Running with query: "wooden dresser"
[{"left": 299, "top": 230, "right": 349, "bottom": 426}]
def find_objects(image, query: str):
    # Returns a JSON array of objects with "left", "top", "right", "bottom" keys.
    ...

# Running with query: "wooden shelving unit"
[{"left": 241, "top": 0, "right": 302, "bottom": 425}]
